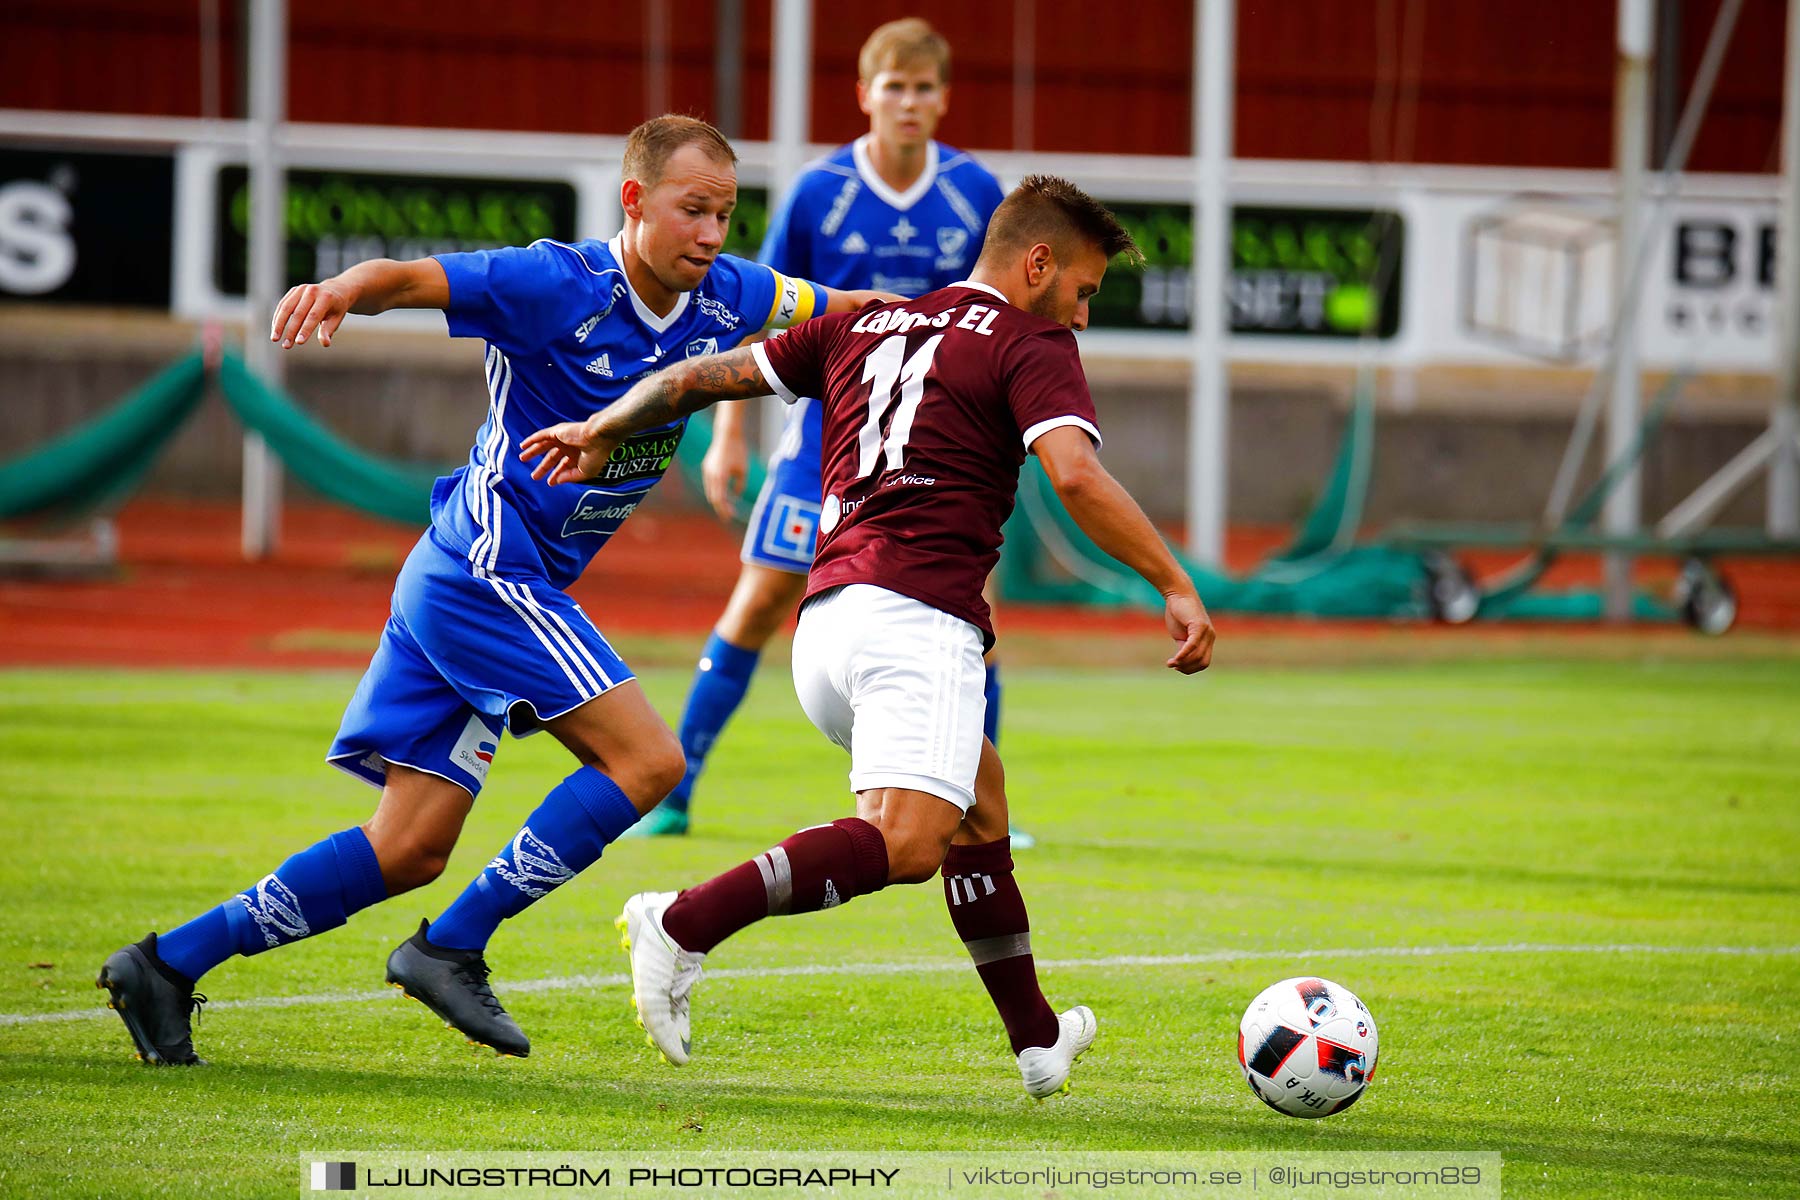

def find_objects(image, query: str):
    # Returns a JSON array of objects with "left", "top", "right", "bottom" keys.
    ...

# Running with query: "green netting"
[
  {"left": 998, "top": 365, "right": 1432, "bottom": 618},
  {"left": 672, "top": 408, "right": 771, "bottom": 522},
  {"left": 1269, "top": 369, "right": 1376, "bottom": 562},
  {"left": 998, "top": 458, "right": 1432, "bottom": 618},
  {"left": 0, "top": 351, "right": 206, "bottom": 521},
  {"left": 218, "top": 351, "right": 452, "bottom": 526}
]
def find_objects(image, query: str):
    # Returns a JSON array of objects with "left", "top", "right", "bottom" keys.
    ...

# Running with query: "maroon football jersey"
[{"left": 751, "top": 281, "right": 1101, "bottom": 645}]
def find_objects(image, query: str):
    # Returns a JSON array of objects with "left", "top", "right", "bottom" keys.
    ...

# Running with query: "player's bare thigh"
[
  {"left": 854, "top": 786, "right": 967, "bottom": 884},
  {"left": 716, "top": 563, "right": 810, "bottom": 649},
  {"left": 543, "top": 680, "right": 685, "bottom": 813},
  {"left": 361, "top": 763, "right": 475, "bottom": 894},
  {"left": 952, "top": 738, "right": 1009, "bottom": 846},
  {"left": 982, "top": 573, "right": 1002, "bottom": 668}
]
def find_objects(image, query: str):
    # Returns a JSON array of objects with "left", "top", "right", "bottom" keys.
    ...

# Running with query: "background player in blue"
[
  {"left": 94, "top": 116, "right": 888, "bottom": 1066},
  {"left": 635, "top": 19, "right": 1011, "bottom": 839}
]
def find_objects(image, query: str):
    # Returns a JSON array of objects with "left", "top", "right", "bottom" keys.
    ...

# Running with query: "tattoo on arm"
[{"left": 594, "top": 347, "right": 771, "bottom": 438}]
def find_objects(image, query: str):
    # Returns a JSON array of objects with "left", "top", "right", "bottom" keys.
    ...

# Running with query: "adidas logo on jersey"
[
  {"left": 840, "top": 231, "right": 869, "bottom": 255},
  {"left": 585, "top": 353, "right": 612, "bottom": 377}
]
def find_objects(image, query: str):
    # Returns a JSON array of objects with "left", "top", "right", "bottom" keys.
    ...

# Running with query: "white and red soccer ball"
[{"left": 1238, "top": 977, "right": 1379, "bottom": 1118}]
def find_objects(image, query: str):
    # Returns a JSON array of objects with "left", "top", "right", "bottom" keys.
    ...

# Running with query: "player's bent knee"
[
  {"left": 883, "top": 826, "right": 958, "bottom": 886},
  {"left": 613, "top": 738, "right": 686, "bottom": 809},
  {"left": 368, "top": 831, "right": 454, "bottom": 895}
]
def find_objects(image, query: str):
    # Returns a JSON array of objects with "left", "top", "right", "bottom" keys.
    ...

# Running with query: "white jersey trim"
[
  {"left": 1022, "top": 415, "right": 1103, "bottom": 453},
  {"left": 751, "top": 341, "right": 802, "bottom": 405},
  {"left": 951, "top": 279, "right": 1008, "bottom": 303},
  {"left": 851, "top": 135, "right": 939, "bottom": 211},
  {"left": 606, "top": 234, "right": 691, "bottom": 333}
]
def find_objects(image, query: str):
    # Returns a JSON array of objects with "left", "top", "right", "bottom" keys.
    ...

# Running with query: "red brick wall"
[{"left": 1, "top": 0, "right": 1784, "bottom": 171}]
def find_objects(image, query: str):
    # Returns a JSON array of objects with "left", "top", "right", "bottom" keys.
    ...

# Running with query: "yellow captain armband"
[{"left": 764, "top": 270, "right": 817, "bottom": 330}]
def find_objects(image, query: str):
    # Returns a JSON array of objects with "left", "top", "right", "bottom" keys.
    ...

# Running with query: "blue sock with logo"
[
  {"left": 665, "top": 631, "right": 760, "bottom": 815},
  {"left": 983, "top": 662, "right": 1003, "bottom": 746},
  {"left": 427, "top": 768, "right": 640, "bottom": 951},
  {"left": 156, "top": 827, "right": 387, "bottom": 983}
]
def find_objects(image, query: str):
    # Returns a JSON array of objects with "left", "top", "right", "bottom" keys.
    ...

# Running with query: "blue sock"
[
  {"left": 427, "top": 768, "right": 640, "bottom": 951},
  {"left": 983, "top": 662, "right": 1003, "bottom": 747},
  {"left": 666, "top": 631, "right": 761, "bottom": 815},
  {"left": 156, "top": 827, "right": 387, "bottom": 983}
]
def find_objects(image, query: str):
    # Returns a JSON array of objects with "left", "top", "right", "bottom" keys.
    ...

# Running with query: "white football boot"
[
  {"left": 1016, "top": 1005, "right": 1097, "bottom": 1098},
  {"left": 615, "top": 891, "right": 705, "bottom": 1066}
]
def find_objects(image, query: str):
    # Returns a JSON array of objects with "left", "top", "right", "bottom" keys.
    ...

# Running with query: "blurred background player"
[
  {"left": 632, "top": 18, "right": 1015, "bottom": 839},
  {"left": 523, "top": 175, "right": 1214, "bottom": 1097},
  {"left": 95, "top": 116, "right": 887, "bottom": 1067}
]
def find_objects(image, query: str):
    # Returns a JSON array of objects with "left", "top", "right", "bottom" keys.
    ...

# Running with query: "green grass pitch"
[{"left": 1, "top": 651, "right": 1797, "bottom": 1197}]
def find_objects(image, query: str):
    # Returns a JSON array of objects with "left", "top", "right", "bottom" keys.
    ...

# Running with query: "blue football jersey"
[
  {"left": 761, "top": 135, "right": 1005, "bottom": 297},
  {"left": 432, "top": 236, "right": 820, "bottom": 590}
]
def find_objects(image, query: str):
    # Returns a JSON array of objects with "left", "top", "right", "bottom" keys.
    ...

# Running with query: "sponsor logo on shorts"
[
  {"left": 237, "top": 874, "right": 310, "bottom": 949},
  {"left": 821, "top": 879, "right": 842, "bottom": 909},
  {"left": 451, "top": 714, "right": 497, "bottom": 784},
  {"left": 760, "top": 494, "right": 819, "bottom": 563}
]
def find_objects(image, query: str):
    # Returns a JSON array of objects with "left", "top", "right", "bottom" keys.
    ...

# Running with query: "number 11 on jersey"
[{"left": 855, "top": 333, "right": 945, "bottom": 479}]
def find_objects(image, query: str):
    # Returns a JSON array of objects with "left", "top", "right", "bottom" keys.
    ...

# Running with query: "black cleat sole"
[{"left": 385, "top": 978, "right": 527, "bottom": 1058}]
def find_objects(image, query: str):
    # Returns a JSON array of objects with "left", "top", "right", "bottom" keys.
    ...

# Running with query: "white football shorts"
[{"left": 790, "top": 583, "right": 986, "bottom": 812}]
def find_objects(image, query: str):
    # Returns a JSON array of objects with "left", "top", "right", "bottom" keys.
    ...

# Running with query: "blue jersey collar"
[
  {"left": 851, "top": 135, "right": 940, "bottom": 212},
  {"left": 606, "top": 233, "right": 692, "bottom": 334}
]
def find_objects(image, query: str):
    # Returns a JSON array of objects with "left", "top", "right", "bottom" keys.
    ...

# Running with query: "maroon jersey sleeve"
[
  {"left": 1002, "top": 326, "right": 1103, "bottom": 452},
  {"left": 749, "top": 312, "right": 854, "bottom": 405}
]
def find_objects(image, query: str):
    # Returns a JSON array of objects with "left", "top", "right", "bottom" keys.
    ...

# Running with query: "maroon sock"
[
  {"left": 662, "top": 817, "right": 889, "bottom": 954},
  {"left": 943, "top": 837, "right": 1060, "bottom": 1054}
]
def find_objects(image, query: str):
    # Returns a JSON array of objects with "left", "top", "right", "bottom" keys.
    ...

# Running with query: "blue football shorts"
[
  {"left": 329, "top": 531, "right": 634, "bottom": 798},
  {"left": 741, "top": 396, "right": 822, "bottom": 575}
]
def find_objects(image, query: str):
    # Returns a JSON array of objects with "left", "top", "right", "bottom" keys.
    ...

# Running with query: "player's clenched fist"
[{"left": 270, "top": 279, "right": 355, "bottom": 349}]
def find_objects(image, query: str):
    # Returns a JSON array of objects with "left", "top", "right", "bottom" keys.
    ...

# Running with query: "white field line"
[{"left": 5, "top": 941, "right": 1797, "bottom": 1031}]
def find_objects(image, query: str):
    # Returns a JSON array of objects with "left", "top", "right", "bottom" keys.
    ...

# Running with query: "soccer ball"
[{"left": 1237, "top": 977, "right": 1379, "bottom": 1118}]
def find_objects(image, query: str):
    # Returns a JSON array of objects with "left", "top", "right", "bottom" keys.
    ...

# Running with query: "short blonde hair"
[
  {"left": 622, "top": 115, "right": 737, "bottom": 188},
  {"left": 858, "top": 18, "right": 950, "bottom": 84}
]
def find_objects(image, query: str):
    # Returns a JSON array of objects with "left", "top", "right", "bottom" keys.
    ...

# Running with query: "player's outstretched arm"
[
  {"left": 520, "top": 347, "right": 773, "bottom": 487},
  {"left": 819, "top": 286, "right": 902, "bottom": 315},
  {"left": 270, "top": 257, "right": 450, "bottom": 350},
  {"left": 1034, "top": 425, "right": 1216, "bottom": 674}
]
